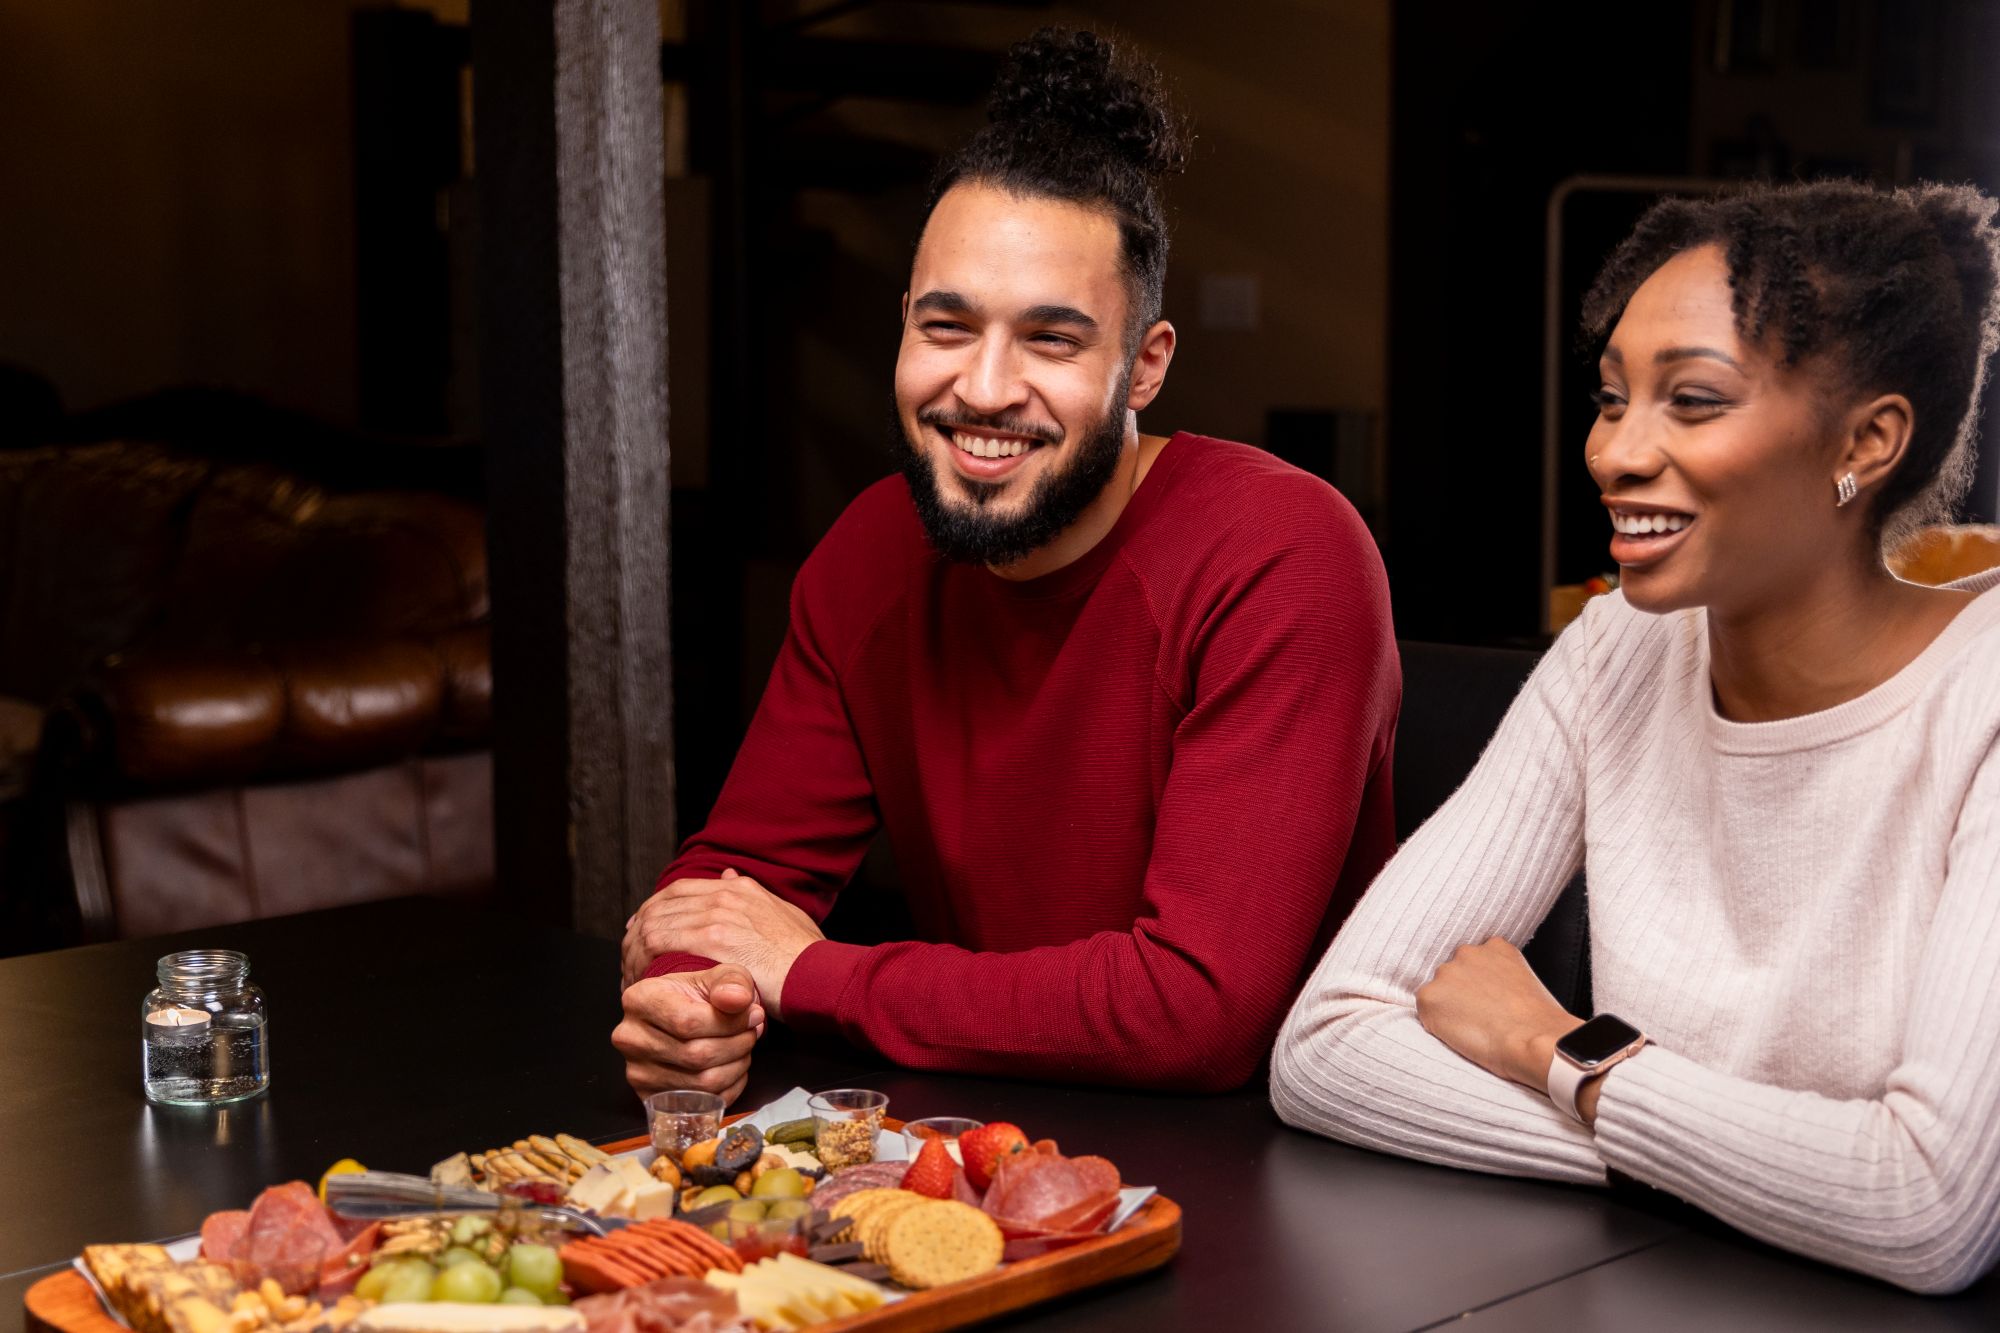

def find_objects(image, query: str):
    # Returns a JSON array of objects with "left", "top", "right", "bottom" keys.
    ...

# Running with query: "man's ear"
[
  {"left": 1126, "top": 320, "right": 1177, "bottom": 412},
  {"left": 1840, "top": 392, "right": 1914, "bottom": 506},
  {"left": 900, "top": 291, "right": 910, "bottom": 324}
]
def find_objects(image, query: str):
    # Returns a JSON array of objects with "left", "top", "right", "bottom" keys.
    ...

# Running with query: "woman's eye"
[
  {"left": 1671, "top": 394, "right": 1728, "bottom": 412},
  {"left": 1588, "top": 389, "right": 1625, "bottom": 411}
]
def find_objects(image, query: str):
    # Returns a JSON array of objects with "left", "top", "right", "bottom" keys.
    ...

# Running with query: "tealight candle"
[
  {"left": 144, "top": 1004, "right": 212, "bottom": 1034},
  {"left": 141, "top": 950, "right": 268, "bottom": 1105}
]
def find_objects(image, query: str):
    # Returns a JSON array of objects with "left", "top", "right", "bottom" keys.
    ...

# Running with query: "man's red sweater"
[{"left": 646, "top": 433, "right": 1400, "bottom": 1091}]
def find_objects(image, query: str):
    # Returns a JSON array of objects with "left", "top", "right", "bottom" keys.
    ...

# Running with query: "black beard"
[{"left": 893, "top": 380, "right": 1130, "bottom": 568}]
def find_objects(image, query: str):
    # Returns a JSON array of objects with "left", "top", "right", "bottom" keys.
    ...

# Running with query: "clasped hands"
[
  {"left": 1414, "top": 936, "right": 1600, "bottom": 1123},
  {"left": 612, "top": 869, "right": 825, "bottom": 1103}
]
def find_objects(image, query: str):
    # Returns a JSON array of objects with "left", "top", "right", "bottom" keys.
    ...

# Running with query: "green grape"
[
  {"left": 353, "top": 1265, "right": 395, "bottom": 1303},
  {"left": 505, "top": 1245, "right": 562, "bottom": 1300},
  {"left": 497, "top": 1289, "right": 543, "bottom": 1307},
  {"left": 438, "top": 1247, "right": 486, "bottom": 1270},
  {"left": 451, "top": 1215, "right": 495, "bottom": 1246},
  {"left": 379, "top": 1264, "right": 437, "bottom": 1305},
  {"left": 432, "top": 1260, "right": 504, "bottom": 1304}
]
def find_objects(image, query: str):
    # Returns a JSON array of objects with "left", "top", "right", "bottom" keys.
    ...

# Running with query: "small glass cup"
[
  {"left": 647, "top": 1089, "right": 725, "bottom": 1160},
  {"left": 724, "top": 1215, "right": 810, "bottom": 1263},
  {"left": 902, "top": 1116, "right": 983, "bottom": 1164},
  {"left": 808, "top": 1088, "right": 889, "bottom": 1170}
]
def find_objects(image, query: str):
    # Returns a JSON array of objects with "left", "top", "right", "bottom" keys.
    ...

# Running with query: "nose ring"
[{"left": 1590, "top": 455, "right": 1600, "bottom": 467}]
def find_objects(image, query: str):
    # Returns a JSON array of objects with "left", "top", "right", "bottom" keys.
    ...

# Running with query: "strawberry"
[
  {"left": 959, "top": 1122, "right": 1030, "bottom": 1192},
  {"left": 900, "top": 1137, "right": 955, "bottom": 1199}
]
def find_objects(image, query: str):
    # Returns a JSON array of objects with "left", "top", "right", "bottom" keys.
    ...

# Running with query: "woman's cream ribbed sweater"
[{"left": 1272, "top": 568, "right": 2000, "bottom": 1294}]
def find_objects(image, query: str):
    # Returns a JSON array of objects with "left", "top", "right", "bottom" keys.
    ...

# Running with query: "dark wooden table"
[{"left": 5, "top": 899, "right": 1998, "bottom": 1331}]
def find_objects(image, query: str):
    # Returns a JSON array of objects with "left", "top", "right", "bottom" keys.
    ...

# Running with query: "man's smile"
[{"left": 936, "top": 423, "right": 1053, "bottom": 481}]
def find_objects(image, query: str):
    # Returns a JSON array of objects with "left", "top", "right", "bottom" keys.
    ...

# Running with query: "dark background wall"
[{"left": 4, "top": 0, "right": 1998, "bottom": 842}]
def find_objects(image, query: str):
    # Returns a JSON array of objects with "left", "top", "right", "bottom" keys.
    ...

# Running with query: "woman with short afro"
[{"left": 1275, "top": 180, "right": 2000, "bottom": 1294}]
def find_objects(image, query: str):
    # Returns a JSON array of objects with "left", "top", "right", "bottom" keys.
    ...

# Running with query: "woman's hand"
[{"left": 1416, "top": 937, "right": 1585, "bottom": 1096}]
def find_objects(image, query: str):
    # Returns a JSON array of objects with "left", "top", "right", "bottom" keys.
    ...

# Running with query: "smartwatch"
[{"left": 1547, "top": 1013, "right": 1648, "bottom": 1122}]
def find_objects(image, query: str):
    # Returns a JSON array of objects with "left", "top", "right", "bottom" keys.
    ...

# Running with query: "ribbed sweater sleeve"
[
  {"left": 1591, "top": 735, "right": 2000, "bottom": 1294},
  {"left": 1270, "top": 619, "right": 1605, "bottom": 1182},
  {"left": 1274, "top": 573, "right": 2000, "bottom": 1294}
]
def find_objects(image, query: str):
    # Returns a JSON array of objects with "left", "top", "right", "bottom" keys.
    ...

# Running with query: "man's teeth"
[
  {"left": 1612, "top": 512, "right": 1692, "bottom": 536},
  {"left": 952, "top": 432, "right": 1031, "bottom": 459}
]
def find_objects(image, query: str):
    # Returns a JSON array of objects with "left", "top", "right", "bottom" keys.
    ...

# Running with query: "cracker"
[
  {"left": 556, "top": 1132, "right": 611, "bottom": 1166},
  {"left": 825, "top": 1187, "right": 901, "bottom": 1244},
  {"left": 882, "top": 1200, "right": 1005, "bottom": 1290},
  {"left": 858, "top": 1193, "right": 928, "bottom": 1262}
]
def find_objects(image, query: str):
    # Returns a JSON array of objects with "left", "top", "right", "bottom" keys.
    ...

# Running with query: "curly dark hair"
[
  {"left": 925, "top": 27, "right": 1189, "bottom": 349},
  {"left": 1580, "top": 180, "right": 2000, "bottom": 544}
]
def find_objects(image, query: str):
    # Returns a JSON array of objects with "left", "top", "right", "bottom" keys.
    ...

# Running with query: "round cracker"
[
  {"left": 883, "top": 1201, "right": 1005, "bottom": 1290},
  {"left": 827, "top": 1187, "right": 901, "bottom": 1243},
  {"left": 859, "top": 1193, "right": 928, "bottom": 1262}
]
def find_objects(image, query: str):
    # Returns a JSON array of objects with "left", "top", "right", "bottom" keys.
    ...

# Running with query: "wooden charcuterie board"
[{"left": 25, "top": 1129, "right": 1181, "bottom": 1333}]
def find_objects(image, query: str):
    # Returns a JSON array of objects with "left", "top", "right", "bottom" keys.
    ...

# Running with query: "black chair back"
[{"left": 1395, "top": 641, "right": 1592, "bottom": 1015}]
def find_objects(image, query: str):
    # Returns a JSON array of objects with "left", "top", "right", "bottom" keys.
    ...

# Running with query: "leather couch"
[{"left": 1, "top": 430, "right": 493, "bottom": 944}]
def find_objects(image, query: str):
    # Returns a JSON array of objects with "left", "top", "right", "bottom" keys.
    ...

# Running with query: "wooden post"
[{"left": 472, "top": 0, "right": 675, "bottom": 937}]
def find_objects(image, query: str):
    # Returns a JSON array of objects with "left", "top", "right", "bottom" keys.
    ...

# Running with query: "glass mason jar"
[{"left": 141, "top": 949, "right": 269, "bottom": 1105}]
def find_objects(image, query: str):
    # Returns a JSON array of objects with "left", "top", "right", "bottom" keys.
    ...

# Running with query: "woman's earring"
[{"left": 1835, "top": 473, "right": 1858, "bottom": 507}]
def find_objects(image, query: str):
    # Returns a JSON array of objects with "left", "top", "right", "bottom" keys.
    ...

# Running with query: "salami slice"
[
  {"left": 981, "top": 1153, "right": 1120, "bottom": 1235},
  {"left": 808, "top": 1162, "right": 907, "bottom": 1212},
  {"left": 573, "top": 1276, "right": 749, "bottom": 1333},
  {"left": 317, "top": 1221, "right": 381, "bottom": 1300},
  {"left": 233, "top": 1182, "right": 347, "bottom": 1293},
  {"left": 200, "top": 1211, "right": 250, "bottom": 1264}
]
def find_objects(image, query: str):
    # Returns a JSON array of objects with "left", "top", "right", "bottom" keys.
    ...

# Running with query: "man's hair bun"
[
  {"left": 984, "top": 28, "right": 1188, "bottom": 179},
  {"left": 925, "top": 27, "right": 1189, "bottom": 346}
]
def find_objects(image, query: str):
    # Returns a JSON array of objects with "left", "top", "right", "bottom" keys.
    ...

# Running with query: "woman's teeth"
[
  {"left": 951, "top": 432, "right": 1032, "bottom": 459},
  {"left": 1612, "top": 512, "right": 1692, "bottom": 536}
]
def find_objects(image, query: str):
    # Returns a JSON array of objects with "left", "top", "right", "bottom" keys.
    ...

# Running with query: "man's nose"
[{"left": 953, "top": 334, "right": 1028, "bottom": 417}]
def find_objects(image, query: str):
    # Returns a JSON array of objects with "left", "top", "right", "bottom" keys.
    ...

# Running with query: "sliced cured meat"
[
  {"left": 981, "top": 1153, "right": 1120, "bottom": 1231},
  {"left": 999, "top": 1228, "right": 1112, "bottom": 1262},
  {"left": 317, "top": 1222, "right": 381, "bottom": 1300},
  {"left": 808, "top": 1162, "right": 906, "bottom": 1213},
  {"left": 235, "top": 1182, "right": 347, "bottom": 1293},
  {"left": 981, "top": 1150, "right": 1120, "bottom": 1253},
  {"left": 1036, "top": 1192, "right": 1119, "bottom": 1234},
  {"left": 200, "top": 1211, "right": 250, "bottom": 1264},
  {"left": 574, "top": 1275, "right": 750, "bottom": 1333},
  {"left": 247, "top": 1182, "right": 344, "bottom": 1249},
  {"left": 950, "top": 1165, "right": 984, "bottom": 1209}
]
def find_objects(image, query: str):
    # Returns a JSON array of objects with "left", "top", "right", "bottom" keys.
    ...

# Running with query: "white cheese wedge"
[
  {"left": 356, "top": 1303, "right": 584, "bottom": 1333},
  {"left": 607, "top": 1155, "right": 657, "bottom": 1192},
  {"left": 565, "top": 1162, "right": 627, "bottom": 1214},
  {"left": 629, "top": 1179, "right": 675, "bottom": 1219}
]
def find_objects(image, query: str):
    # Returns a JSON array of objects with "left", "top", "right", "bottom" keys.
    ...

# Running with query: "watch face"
[{"left": 1557, "top": 1014, "right": 1644, "bottom": 1066}]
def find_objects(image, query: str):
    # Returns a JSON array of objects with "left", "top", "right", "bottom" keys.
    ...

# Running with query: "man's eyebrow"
[
  {"left": 910, "top": 290, "right": 975, "bottom": 317},
  {"left": 1656, "top": 345, "right": 1742, "bottom": 369},
  {"left": 1020, "top": 304, "right": 1100, "bottom": 333}
]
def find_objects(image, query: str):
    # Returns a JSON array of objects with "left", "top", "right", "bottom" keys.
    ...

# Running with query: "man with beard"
[{"left": 614, "top": 28, "right": 1399, "bottom": 1098}]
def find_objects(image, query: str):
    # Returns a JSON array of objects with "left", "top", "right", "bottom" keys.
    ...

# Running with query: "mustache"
[{"left": 915, "top": 407, "right": 1063, "bottom": 446}]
